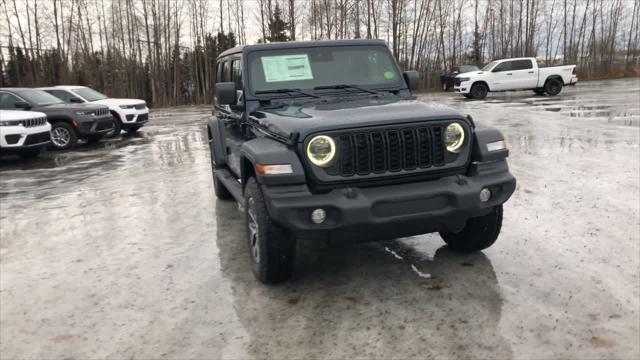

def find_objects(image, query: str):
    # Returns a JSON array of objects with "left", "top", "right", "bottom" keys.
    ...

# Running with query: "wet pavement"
[{"left": 1, "top": 78, "right": 639, "bottom": 359}]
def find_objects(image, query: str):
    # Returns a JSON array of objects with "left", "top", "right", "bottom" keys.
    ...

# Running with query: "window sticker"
[{"left": 261, "top": 54, "right": 314, "bottom": 82}]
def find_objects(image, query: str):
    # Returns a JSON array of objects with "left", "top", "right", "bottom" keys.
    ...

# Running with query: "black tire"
[
  {"left": 533, "top": 89, "right": 546, "bottom": 95},
  {"left": 470, "top": 82, "right": 489, "bottom": 100},
  {"left": 126, "top": 125, "right": 141, "bottom": 134},
  {"left": 49, "top": 122, "right": 78, "bottom": 150},
  {"left": 86, "top": 134, "right": 104, "bottom": 144},
  {"left": 439, "top": 205, "right": 503, "bottom": 253},
  {"left": 17, "top": 148, "right": 41, "bottom": 159},
  {"left": 544, "top": 78, "right": 563, "bottom": 96},
  {"left": 212, "top": 171, "right": 233, "bottom": 200},
  {"left": 105, "top": 113, "right": 122, "bottom": 138},
  {"left": 244, "top": 177, "right": 296, "bottom": 284}
]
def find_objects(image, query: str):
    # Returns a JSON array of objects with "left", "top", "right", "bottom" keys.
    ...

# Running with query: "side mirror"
[
  {"left": 14, "top": 101, "right": 31, "bottom": 110},
  {"left": 215, "top": 82, "right": 237, "bottom": 105},
  {"left": 70, "top": 97, "right": 84, "bottom": 103},
  {"left": 403, "top": 70, "right": 420, "bottom": 91}
]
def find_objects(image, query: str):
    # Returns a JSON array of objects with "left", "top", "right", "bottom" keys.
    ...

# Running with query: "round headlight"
[
  {"left": 444, "top": 123, "right": 465, "bottom": 153},
  {"left": 306, "top": 135, "right": 336, "bottom": 167}
]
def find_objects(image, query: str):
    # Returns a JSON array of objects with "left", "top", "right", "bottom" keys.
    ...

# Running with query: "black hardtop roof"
[{"left": 217, "top": 39, "right": 387, "bottom": 59}]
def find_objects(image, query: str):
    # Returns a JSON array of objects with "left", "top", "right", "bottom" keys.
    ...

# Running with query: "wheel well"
[
  {"left": 110, "top": 110, "right": 122, "bottom": 123},
  {"left": 545, "top": 75, "right": 562, "bottom": 85},
  {"left": 48, "top": 117, "right": 73, "bottom": 125},
  {"left": 241, "top": 156, "right": 255, "bottom": 188},
  {"left": 471, "top": 81, "right": 490, "bottom": 91}
]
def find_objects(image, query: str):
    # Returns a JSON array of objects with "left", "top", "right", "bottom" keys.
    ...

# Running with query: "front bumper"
[
  {"left": 75, "top": 115, "right": 115, "bottom": 136},
  {"left": 262, "top": 162, "right": 516, "bottom": 242},
  {"left": 0, "top": 123, "right": 52, "bottom": 149},
  {"left": 454, "top": 82, "right": 471, "bottom": 94}
]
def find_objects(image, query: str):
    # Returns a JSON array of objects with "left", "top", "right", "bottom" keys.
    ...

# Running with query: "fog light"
[
  {"left": 311, "top": 209, "right": 326, "bottom": 224},
  {"left": 479, "top": 188, "right": 492, "bottom": 202}
]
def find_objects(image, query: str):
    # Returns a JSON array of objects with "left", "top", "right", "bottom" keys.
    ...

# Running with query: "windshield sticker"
[
  {"left": 383, "top": 71, "right": 395, "bottom": 80},
  {"left": 261, "top": 54, "right": 314, "bottom": 82}
]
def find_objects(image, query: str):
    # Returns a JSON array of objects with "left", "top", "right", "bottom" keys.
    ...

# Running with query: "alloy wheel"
[{"left": 51, "top": 127, "right": 71, "bottom": 148}]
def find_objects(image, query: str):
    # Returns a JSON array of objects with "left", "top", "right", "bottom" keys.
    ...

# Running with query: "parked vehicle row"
[
  {"left": 0, "top": 86, "right": 149, "bottom": 158},
  {"left": 440, "top": 57, "right": 578, "bottom": 99}
]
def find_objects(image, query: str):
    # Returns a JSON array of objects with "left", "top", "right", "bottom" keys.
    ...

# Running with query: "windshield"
[
  {"left": 459, "top": 65, "right": 479, "bottom": 73},
  {"left": 73, "top": 87, "right": 108, "bottom": 101},
  {"left": 17, "top": 89, "right": 64, "bottom": 106},
  {"left": 248, "top": 45, "right": 403, "bottom": 95},
  {"left": 481, "top": 61, "right": 499, "bottom": 71}
]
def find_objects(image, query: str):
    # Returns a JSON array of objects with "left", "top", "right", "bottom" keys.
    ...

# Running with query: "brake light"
[{"left": 572, "top": 67, "right": 576, "bottom": 75}]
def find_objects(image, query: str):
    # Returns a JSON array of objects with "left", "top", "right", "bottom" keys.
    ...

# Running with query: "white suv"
[
  {"left": 39, "top": 86, "right": 149, "bottom": 137},
  {"left": 0, "top": 110, "right": 51, "bottom": 158}
]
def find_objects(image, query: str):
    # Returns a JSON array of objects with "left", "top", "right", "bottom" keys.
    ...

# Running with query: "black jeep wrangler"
[{"left": 208, "top": 40, "right": 516, "bottom": 283}]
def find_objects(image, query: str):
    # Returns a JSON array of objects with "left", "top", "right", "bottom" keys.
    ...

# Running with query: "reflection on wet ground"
[{"left": 1, "top": 80, "right": 639, "bottom": 359}]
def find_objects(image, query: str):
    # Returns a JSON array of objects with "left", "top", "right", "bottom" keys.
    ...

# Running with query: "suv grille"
[
  {"left": 92, "top": 108, "right": 109, "bottom": 116},
  {"left": 325, "top": 125, "right": 447, "bottom": 177},
  {"left": 18, "top": 116, "right": 48, "bottom": 127}
]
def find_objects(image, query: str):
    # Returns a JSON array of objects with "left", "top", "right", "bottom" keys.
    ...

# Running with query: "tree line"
[{"left": 1, "top": 0, "right": 639, "bottom": 107}]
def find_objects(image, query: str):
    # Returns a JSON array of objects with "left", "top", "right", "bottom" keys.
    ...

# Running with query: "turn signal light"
[{"left": 255, "top": 164, "right": 293, "bottom": 175}]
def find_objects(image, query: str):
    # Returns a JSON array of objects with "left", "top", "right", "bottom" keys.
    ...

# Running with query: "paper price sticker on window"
[{"left": 261, "top": 54, "right": 314, "bottom": 82}]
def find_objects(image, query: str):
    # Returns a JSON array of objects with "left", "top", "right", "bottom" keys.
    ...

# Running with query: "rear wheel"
[
  {"left": 470, "top": 83, "right": 488, "bottom": 100},
  {"left": 439, "top": 205, "right": 503, "bottom": 253},
  {"left": 244, "top": 177, "right": 296, "bottom": 284},
  {"left": 544, "top": 78, "right": 563, "bottom": 96},
  {"left": 50, "top": 122, "right": 77, "bottom": 150}
]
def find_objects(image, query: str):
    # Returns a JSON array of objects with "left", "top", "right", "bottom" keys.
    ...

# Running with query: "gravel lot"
[{"left": 1, "top": 78, "right": 639, "bottom": 359}]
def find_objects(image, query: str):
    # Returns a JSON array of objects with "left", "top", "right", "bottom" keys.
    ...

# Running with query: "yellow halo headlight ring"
[
  {"left": 445, "top": 123, "right": 465, "bottom": 153},
  {"left": 306, "top": 135, "right": 336, "bottom": 167}
]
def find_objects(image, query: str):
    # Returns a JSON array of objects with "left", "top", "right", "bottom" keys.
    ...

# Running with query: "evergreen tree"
[{"left": 267, "top": 4, "right": 290, "bottom": 42}]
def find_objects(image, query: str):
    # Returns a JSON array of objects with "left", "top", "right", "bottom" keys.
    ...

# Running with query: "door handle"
[{"left": 528, "top": 71, "right": 534, "bottom": 74}]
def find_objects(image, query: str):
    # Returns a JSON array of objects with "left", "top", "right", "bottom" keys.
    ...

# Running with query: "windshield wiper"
[
  {"left": 313, "top": 84, "right": 380, "bottom": 95},
  {"left": 255, "top": 88, "right": 319, "bottom": 98}
]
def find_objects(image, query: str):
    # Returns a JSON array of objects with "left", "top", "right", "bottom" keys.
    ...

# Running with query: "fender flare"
[{"left": 240, "top": 137, "right": 306, "bottom": 186}]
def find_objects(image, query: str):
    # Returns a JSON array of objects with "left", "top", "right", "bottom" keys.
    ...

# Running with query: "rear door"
[{"left": 510, "top": 59, "right": 537, "bottom": 89}]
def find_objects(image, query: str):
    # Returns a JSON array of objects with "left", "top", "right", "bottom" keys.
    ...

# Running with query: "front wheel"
[
  {"left": 439, "top": 205, "right": 503, "bottom": 253},
  {"left": 50, "top": 122, "right": 78, "bottom": 150},
  {"left": 470, "top": 83, "right": 488, "bottom": 100},
  {"left": 544, "top": 78, "right": 563, "bottom": 96},
  {"left": 244, "top": 177, "right": 296, "bottom": 284},
  {"left": 105, "top": 114, "right": 122, "bottom": 138}
]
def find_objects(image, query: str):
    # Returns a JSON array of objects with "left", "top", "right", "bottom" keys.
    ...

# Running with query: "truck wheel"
[
  {"left": 470, "top": 83, "right": 488, "bottom": 100},
  {"left": 50, "top": 122, "right": 77, "bottom": 150},
  {"left": 244, "top": 177, "right": 296, "bottom": 284},
  {"left": 544, "top": 78, "right": 563, "bottom": 96},
  {"left": 533, "top": 89, "right": 546, "bottom": 96},
  {"left": 212, "top": 171, "right": 233, "bottom": 200},
  {"left": 439, "top": 205, "right": 503, "bottom": 253},
  {"left": 17, "top": 148, "right": 41, "bottom": 159}
]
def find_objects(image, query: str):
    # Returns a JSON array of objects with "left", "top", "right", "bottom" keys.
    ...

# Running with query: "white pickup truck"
[{"left": 454, "top": 57, "right": 577, "bottom": 99}]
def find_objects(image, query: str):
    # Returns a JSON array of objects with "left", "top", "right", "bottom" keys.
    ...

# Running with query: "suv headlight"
[
  {"left": 457, "top": 77, "right": 470, "bottom": 82},
  {"left": 444, "top": 123, "right": 465, "bottom": 153},
  {"left": 307, "top": 135, "right": 336, "bottom": 167}
]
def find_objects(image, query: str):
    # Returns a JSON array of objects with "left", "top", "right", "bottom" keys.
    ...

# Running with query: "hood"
[
  {"left": 456, "top": 71, "right": 484, "bottom": 78},
  {"left": 37, "top": 103, "right": 109, "bottom": 111},
  {"left": 250, "top": 96, "right": 467, "bottom": 141},
  {"left": 93, "top": 98, "right": 145, "bottom": 107},
  {"left": 0, "top": 110, "right": 47, "bottom": 121}
]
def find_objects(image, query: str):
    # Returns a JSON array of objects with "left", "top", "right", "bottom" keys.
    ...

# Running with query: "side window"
[
  {"left": 222, "top": 60, "right": 231, "bottom": 82},
  {"left": 231, "top": 59, "right": 243, "bottom": 89},
  {"left": 513, "top": 60, "right": 533, "bottom": 70},
  {"left": 216, "top": 62, "right": 223, "bottom": 84},
  {"left": 0, "top": 92, "right": 21, "bottom": 109},
  {"left": 493, "top": 61, "right": 513, "bottom": 72},
  {"left": 46, "top": 90, "right": 75, "bottom": 103}
]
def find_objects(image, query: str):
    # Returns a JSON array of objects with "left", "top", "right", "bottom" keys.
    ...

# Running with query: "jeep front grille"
[
  {"left": 92, "top": 108, "right": 109, "bottom": 117},
  {"left": 325, "top": 125, "right": 446, "bottom": 177},
  {"left": 19, "top": 116, "right": 48, "bottom": 127}
]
